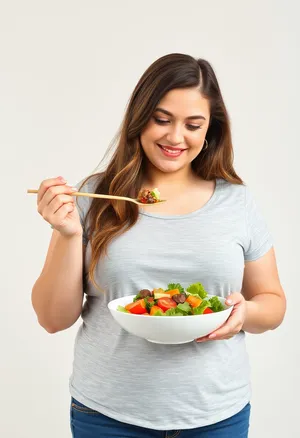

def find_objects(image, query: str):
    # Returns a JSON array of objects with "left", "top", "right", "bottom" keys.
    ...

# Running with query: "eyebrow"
[{"left": 155, "top": 107, "right": 206, "bottom": 121}]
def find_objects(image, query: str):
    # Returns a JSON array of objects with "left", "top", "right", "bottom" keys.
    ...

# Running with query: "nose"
[{"left": 165, "top": 123, "right": 184, "bottom": 146}]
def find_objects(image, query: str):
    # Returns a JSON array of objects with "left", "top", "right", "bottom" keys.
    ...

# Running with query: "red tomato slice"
[
  {"left": 203, "top": 307, "right": 214, "bottom": 314},
  {"left": 157, "top": 297, "right": 177, "bottom": 312},
  {"left": 125, "top": 299, "right": 147, "bottom": 314}
]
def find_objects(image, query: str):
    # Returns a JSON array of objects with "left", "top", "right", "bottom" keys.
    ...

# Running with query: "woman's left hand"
[{"left": 195, "top": 293, "right": 247, "bottom": 342}]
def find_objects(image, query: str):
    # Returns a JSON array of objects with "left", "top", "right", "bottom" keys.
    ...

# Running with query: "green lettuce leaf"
[
  {"left": 176, "top": 302, "right": 192, "bottom": 314},
  {"left": 164, "top": 308, "right": 180, "bottom": 316},
  {"left": 144, "top": 297, "right": 155, "bottom": 312},
  {"left": 186, "top": 282, "right": 208, "bottom": 299},
  {"left": 208, "top": 296, "right": 224, "bottom": 312},
  {"left": 167, "top": 283, "right": 185, "bottom": 294},
  {"left": 165, "top": 302, "right": 192, "bottom": 316},
  {"left": 150, "top": 188, "right": 160, "bottom": 200},
  {"left": 192, "top": 300, "right": 211, "bottom": 315},
  {"left": 117, "top": 305, "right": 129, "bottom": 313},
  {"left": 152, "top": 309, "right": 164, "bottom": 316}
]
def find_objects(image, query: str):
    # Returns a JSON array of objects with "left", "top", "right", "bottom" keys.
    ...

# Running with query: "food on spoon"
[
  {"left": 118, "top": 282, "right": 226, "bottom": 316},
  {"left": 137, "top": 188, "right": 161, "bottom": 204}
]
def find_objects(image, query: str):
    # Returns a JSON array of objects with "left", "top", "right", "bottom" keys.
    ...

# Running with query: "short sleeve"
[
  {"left": 243, "top": 186, "right": 273, "bottom": 261},
  {"left": 75, "top": 175, "right": 97, "bottom": 246}
]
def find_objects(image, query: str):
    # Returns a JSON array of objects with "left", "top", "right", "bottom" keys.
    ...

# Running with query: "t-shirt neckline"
[{"left": 139, "top": 178, "right": 222, "bottom": 220}]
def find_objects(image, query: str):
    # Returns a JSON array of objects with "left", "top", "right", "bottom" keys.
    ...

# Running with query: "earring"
[{"left": 203, "top": 139, "right": 208, "bottom": 150}]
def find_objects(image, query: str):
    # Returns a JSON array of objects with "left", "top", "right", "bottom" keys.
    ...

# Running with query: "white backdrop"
[{"left": 1, "top": 1, "right": 299, "bottom": 437}]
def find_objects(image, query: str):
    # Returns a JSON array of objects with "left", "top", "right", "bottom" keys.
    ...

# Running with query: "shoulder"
[
  {"left": 216, "top": 178, "right": 247, "bottom": 204},
  {"left": 75, "top": 173, "right": 103, "bottom": 216},
  {"left": 217, "top": 179, "right": 267, "bottom": 221},
  {"left": 76, "top": 173, "right": 102, "bottom": 193}
]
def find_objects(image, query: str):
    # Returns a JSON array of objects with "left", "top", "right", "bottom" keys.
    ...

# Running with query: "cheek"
[
  {"left": 188, "top": 132, "right": 205, "bottom": 150},
  {"left": 195, "top": 126, "right": 209, "bottom": 144},
  {"left": 141, "top": 125, "right": 165, "bottom": 147}
]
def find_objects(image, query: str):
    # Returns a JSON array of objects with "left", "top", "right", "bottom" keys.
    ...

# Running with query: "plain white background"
[{"left": 1, "top": 1, "right": 299, "bottom": 437}]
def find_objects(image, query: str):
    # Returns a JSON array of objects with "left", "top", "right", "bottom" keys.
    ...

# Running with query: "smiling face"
[{"left": 140, "top": 87, "right": 210, "bottom": 175}]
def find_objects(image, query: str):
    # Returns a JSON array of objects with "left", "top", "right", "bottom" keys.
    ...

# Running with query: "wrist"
[
  {"left": 61, "top": 230, "right": 83, "bottom": 241},
  {"left": 51, "top": 226, "right": 83, "bottom": 241},
  {"left": 242, "top": 299, "right": 265, "bottom": 334}
]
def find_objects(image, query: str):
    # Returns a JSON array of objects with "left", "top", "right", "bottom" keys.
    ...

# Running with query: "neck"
[{"left": 143, "top": 162, "right": 197, "bottom": 190}]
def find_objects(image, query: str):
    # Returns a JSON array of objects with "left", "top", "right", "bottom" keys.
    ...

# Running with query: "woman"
[{"left": 32, "top": 53, "right": 286, "bottom": 438}]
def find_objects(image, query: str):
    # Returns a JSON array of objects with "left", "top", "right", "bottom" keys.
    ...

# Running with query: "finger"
[
  {"left": 45, "top": 194, "right": 76, "bottom": 215},
  {"left": 225, "top": 292, "right": 243, "bottom": 307},
  {"left": 48, "top": 202, "right": 75, "bottom": 228},
  {"left": 196, "top": 336, "right": 233, "bottom": 343},
  {"left": 201, "top": 311, "right": 240, "bottom": 340},
  {"left": 195, "top": 336, "right": 210, "bottom": 343},
  {"left": 37, "top": 176, "right": 67, "bottom": 204},
  {"left": 195, "top": 322, "right": 228, "bottom": 342},
  {"left": 195, "top": 327, "right": 224, "bottom": 342},
  {"left": 208, "top": 321, "right": 241, "bottom": 339},
  {"left": 38, "top": 185, "right": 76, "bottom": 215}
]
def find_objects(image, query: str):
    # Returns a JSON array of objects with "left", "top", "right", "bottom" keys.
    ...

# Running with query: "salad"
[
  {"left": 117, "top": 282, "right": 225, "bottom": 316},
  {"left": 137, "top": 187, "right": 161, "bottom": 204}
]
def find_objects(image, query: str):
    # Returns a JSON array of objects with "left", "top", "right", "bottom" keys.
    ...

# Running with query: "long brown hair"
[{"left": 80, "top": 53, "right": 243, "bottom": 287}]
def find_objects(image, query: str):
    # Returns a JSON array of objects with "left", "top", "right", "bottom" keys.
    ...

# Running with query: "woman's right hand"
[{"left": 37, "top": 176, "right": 83, "bottom": 238}]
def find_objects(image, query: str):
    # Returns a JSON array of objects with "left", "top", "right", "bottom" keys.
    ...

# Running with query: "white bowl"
[{"left": 108, "top": 294, "right": 233, "bottom": 344}]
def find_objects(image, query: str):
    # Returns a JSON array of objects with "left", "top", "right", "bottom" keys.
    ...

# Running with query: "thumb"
[{"left": 225, "top": 292, "right": 243, "bottom": 306}]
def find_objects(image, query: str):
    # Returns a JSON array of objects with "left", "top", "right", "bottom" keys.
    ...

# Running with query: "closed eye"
[{"left": 153, "top": 117, "right": 201, "bottom": 131}]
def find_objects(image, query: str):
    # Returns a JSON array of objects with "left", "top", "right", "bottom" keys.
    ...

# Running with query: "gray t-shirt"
[{"left": 69, "top": 176, "right": 272, "bottom": 430}]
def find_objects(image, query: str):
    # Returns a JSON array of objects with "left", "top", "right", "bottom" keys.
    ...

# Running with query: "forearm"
[
  {"left": 32, "top": 232, "right": 84, "bottom": 333},
  {"left": 242, "top": 293, "right": 286, "bottom": 334}
]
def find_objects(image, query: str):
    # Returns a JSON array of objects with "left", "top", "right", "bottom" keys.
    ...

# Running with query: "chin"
[{"left": 151, "top": 159, "right": 187, "bottom": 174}]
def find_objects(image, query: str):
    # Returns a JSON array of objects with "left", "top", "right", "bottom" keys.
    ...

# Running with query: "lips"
[
  {"left": 157, "top": 144, "right": 186, "bottom": 152},
  {"left": 157, "top": 144, "right": 187, "bottom": 158}
]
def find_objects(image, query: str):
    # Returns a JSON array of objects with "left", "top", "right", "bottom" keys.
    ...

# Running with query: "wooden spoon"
[{"left": 27, "top": 189, "right": 166, "bottom": 207}]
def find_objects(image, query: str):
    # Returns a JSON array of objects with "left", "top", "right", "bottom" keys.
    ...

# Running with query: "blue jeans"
[{"left": 70, "top": 398, "right": 250, "bottom": 437}]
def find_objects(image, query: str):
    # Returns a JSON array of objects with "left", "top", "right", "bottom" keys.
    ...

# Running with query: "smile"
[{"left": 157, "top": 144, "right": 187, "bottom": 157}]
